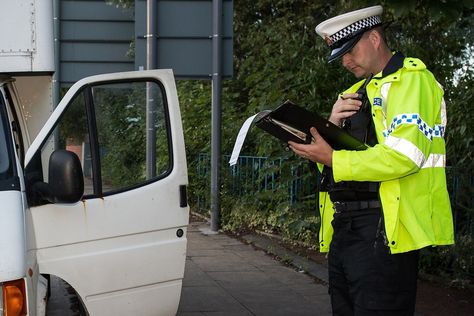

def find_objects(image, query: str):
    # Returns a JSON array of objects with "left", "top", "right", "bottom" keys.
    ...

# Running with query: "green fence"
[
  {"left": 194, "top": 153, "right": 473, "bottom": 238},
  {"left": 196, "top": 154, "right": 320, "bottom": 208}
]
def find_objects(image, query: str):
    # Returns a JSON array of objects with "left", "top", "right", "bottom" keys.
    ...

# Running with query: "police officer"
[{"left": 288, "top": 5, "right": 454, "bottom": 316}]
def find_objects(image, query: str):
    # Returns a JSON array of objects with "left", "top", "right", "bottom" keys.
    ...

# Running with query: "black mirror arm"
[{"left": 30, "top": 181, "right": 55, "bottom": 204}]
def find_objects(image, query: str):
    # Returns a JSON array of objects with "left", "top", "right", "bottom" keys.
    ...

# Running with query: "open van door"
[{"left": 24, "top": 70, "right": 189, "bottom": 315}]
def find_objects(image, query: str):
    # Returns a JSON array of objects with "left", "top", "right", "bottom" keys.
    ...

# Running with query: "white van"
[{"left": 1, "top": 1, "right": 189, "bottom": 315}]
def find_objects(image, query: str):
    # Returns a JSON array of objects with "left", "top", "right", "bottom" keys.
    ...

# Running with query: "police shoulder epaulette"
[{"left": 403, "top": 58, "right": 426, "bottom": 71}]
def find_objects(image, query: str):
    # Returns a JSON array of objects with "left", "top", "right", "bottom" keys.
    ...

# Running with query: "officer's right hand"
[{"left": 328, "top": 93, "right": 362, "bottom": 127}]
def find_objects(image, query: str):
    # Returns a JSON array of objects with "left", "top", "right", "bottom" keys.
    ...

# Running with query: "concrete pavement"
[{"left": 177, "top": 220, "right": 331, "bottom": 316}]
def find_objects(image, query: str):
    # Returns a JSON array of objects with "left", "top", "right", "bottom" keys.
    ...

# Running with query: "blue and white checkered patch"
[
  {"left": 433, "top": 125, "right": 445, "bottom": 137},
  {"left": 386, "top": 113, "right": 445, "bottom": 141}
]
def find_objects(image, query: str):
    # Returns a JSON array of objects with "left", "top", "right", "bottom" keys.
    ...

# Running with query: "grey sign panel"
[
  {"left": 61, "top": 0, "right": 134, "bottom": 21},
  {"left": 61, "top": 21, "right": 134, "bottom": 42},
  {"left": 60, "top": 62, "right": 133, "bottom": 84},
  {"left": 59, "top": 0, "right": 233, "bottom": 84},
  {"left": 135, "top": 0, "right": 233, "bottom": 79},
  {"left": 155, "top": 1, "right": 233, "bottom": 37},
  {"left": 60, "top": 0, "right": 135, "bottom": 85},
  {"left": 61, "top": 42, "right": 132, "bottom": 62}
]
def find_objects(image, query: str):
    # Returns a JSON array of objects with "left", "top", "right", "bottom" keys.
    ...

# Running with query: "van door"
[{"left": 24, "top": 70, "right": 189, "bottom": 316}]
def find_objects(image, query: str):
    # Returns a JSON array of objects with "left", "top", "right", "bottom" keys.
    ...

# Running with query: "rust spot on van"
[
  {"left": 81, "top": 199, "right": 88, "bottom": 219},
  {"left": 28, "top": 268, "right": 33, "bottom": 277}
]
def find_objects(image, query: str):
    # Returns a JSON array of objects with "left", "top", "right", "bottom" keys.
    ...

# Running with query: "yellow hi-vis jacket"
[{"left": 318, "top": 57, "right": 454, "bottom": 254}]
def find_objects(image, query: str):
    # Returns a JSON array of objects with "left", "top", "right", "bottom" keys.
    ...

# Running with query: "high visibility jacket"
[{"left": 318, "top": 57, "right": 454, "bottom": 254}]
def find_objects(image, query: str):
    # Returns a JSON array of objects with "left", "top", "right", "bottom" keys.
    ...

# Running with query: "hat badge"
[{"left": 324, "top": 35, "right": 333, "bottom": 47}]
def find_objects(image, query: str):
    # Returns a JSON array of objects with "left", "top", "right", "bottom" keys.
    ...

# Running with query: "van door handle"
[{"left": 179, "top": 185, "right": 188, "bottom": 207}]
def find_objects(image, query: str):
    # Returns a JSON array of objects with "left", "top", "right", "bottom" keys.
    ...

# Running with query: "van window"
[
  {"left": 28, "top": 79, "right": 171, "bottom": 202},
  {"left": 92, "top": 81, "right": 171, "bottom": 192}
]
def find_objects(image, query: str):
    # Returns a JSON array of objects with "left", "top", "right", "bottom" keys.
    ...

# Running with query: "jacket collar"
[{"left": 380, "top": 51, "right": 405, "bottom": 78}]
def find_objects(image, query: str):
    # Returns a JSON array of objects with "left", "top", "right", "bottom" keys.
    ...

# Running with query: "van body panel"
[
  {"left": 0, "top": 0, "right": 54, "bottom": 73},
  {"left": 0, "top": 191, "right": 26, "bottom": 281},
  {"left": 13, "top": 76, "right": 54, "bottom": 143}
]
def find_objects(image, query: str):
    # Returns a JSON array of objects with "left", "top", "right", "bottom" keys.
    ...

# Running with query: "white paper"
[{"left": 228, "top": 111, "right": 270, "bottom": 166}]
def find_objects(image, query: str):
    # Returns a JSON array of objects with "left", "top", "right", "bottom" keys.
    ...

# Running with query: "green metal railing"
[
  {"left": 196, "top": 154, "right": 320, "bottom": 208},
  {"left": 195, "top": 153, "right": 473, "bottom": 237}
]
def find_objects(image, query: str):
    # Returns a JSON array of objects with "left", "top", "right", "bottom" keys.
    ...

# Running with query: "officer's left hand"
[{"left": 288, "top": 127, "right": 333, "bottom": 167}]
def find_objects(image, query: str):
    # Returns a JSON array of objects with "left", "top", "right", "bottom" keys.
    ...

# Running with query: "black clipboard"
[{"left": 255, "top": 100, "right": 368, "bottom": 151}]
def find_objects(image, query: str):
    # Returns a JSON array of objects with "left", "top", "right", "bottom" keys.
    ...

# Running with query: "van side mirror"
[{"left": 32, "top": 150, "right": 84, "bottom": 204}]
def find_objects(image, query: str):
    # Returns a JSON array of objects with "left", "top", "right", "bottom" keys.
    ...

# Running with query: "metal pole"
[
  {"left": 52, "top": 0, "right": 60, "bottom": 108},
  {"left": 210, "top": 0, "right": 223, "bottom": 232},
  {"left": 146, "top": 0, "right": 157, "bottom": 179},
  {"left": 52, "top": 0, "right": 61, "bottom": 152},
  {"left": 146, "top": 0, "right": 157, "bottom": 71}
]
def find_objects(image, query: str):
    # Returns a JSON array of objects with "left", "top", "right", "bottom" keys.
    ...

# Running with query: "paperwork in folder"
[{"left": 228, "top": 111, "right": 270, "bottom": 166}]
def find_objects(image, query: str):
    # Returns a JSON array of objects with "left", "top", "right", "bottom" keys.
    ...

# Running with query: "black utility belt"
[
  {"left": 332, "top": 200, "right": 382, "bottom": 213},
  {"left": 329, "top": 181, "right": 379, "bottom": 192}
]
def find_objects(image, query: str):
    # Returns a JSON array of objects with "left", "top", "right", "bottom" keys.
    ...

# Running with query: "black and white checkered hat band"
[{"left": 329, "top": 15, "right": 381, "bottom": 48}]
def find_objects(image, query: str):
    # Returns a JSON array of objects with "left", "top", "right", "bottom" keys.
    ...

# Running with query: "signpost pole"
[
  {"left": 52, "top": 0, "right": 60, "bottom": 109},
  {"left": 210, "top": 0, "right": 223, "bottom": 232},
  {"left": 146, "top": 0, "right": 157, "bottom": 179}
]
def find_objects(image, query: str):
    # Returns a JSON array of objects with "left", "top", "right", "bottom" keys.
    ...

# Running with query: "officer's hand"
[
  {"left": 288, "top": 127, "right": 333, "bottom": 167},
  {"left": 329, "top": 93, "right": 362, "bottom": 126}
]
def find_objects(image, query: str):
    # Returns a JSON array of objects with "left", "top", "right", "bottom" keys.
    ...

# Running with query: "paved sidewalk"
[{"left": 177, "top": 220, "right": 331, "bottom": 316}]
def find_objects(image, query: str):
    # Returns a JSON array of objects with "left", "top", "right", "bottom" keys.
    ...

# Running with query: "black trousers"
[{"left": 328, "top": 209, "right": 419, "bottom": 316}]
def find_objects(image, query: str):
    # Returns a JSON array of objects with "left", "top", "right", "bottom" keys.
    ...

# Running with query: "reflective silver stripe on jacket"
[
  {"left": 385, "top": 135, "right": 425, "bottom": 168},
  {"left": 422, "top": 153, "right": 446, "bottom": 168},
  {"left": 384, "top": 136, "right": 446, "bottom": 168},
  {"left": 380, "top": 82, "right": 391, "bottom": 125}
]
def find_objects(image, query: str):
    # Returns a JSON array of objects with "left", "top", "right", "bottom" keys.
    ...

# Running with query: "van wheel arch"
[{"left": 44, "top": 274, "right": 89, "bottom": 316}]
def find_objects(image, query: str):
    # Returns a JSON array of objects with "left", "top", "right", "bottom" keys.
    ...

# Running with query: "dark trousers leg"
[
  {"left": 328, "top": 211, "right": 420, "bottom": 316},
  {"left": 329, "top": 241, "right": 354, "bottom": 315}
]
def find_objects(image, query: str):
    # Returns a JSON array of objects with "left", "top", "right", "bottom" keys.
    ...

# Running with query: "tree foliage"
[{"left": 221, "top": 0, "right": 474, "bottom": 161}]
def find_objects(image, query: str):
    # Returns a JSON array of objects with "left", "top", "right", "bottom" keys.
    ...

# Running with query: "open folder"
[
  {"left": 228, "top": 100, "right": 368, "bottom": 166},
  {"left": 255, "top": 100, "right": 368, "bottom": 151}
]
